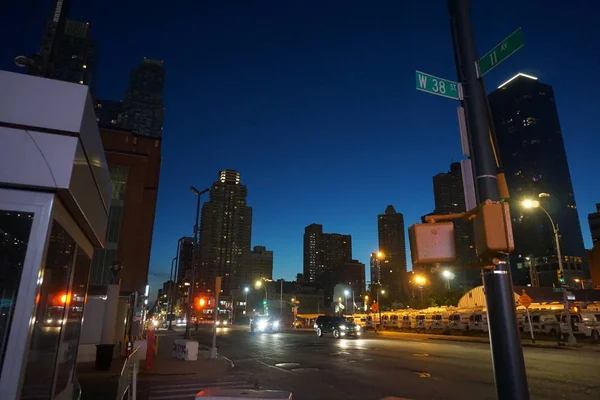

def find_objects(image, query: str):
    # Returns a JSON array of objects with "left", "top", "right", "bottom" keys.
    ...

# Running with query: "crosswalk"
[{"left": 140, "top": 375, "right": 257, "bottom": 400}]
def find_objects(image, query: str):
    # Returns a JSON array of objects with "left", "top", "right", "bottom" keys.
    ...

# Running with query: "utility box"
[
  {"left": 409, "top": 222, "right": 456, "bottom": 265},
  {"left": 473, "top": 201, "right": 515, "bottom": 257}
]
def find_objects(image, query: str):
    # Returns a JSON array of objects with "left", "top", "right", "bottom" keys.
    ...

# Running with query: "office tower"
[
  {"left": 199, "top": 170, "right": 252, "bottom": 294},
  {"left": 303, "top": 224, "right": 352, "bottom": 304},
  {"left": 432, "top": 163, "right": 479, "bottom": 289},
  {"left": 89, "top": 126, "right": 161, "bottom": 293},
  {"left": 241, "top": 246, "right": 274, "bottom": 285},
  {"left": 377, "top": 206, "right": 408, "bottom": 301},
  {"left": 95, "top": 100, "right": 123, "bottom": 127},
  {"left": 489, "top": 73, "right": 587, "bottom": 286},
  {"left": 177, "top": 237, "right": 195, "bottom": 282},
  {"left": 588, "top": 204, "right": 600, "bottom": 245},
  {"left": 121, "top": 58, "right": 165, "bottom": 138},
  {"left": 370, "top": 253, "right": 382, "bottom": 284},
  {"left": 45, "top": 20, "right": 96, "bottom": 88}
]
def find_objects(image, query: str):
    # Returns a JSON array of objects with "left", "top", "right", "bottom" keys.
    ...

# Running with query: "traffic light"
[
  {"left": 473, "top": 201, "right": 515, "bottom": 257},
  {"left": 408, "top": 222, "right": 456, "bottom": 265},
  {"left": 262, "top": 300, "right": 267, "bottom": 305},
  {"left": 197, "top": 297, "right": 206, "bottom": 308},
  {"left": 557, "top": 269, "right": 565, "bottom": 283}
]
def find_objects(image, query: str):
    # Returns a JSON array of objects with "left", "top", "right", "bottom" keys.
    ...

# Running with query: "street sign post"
[
  {"left": 520, "top": 290, "right": 535, "bottom": 344},
  {"left": 415, "top": 70, "right": 461, "bottom": 100},
  {"left": 478, "top": 28, "right": 524, "bottom": 77}
]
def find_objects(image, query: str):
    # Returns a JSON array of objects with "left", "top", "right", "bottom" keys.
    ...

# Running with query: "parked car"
[{"left": 314, "top": 316, "right": 361, "bottom": 338}]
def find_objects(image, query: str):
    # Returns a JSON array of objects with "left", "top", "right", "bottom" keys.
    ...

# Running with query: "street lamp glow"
[
  {"left": 254, "top": 280, "right": 262, "bottom": 289},
  {"left": 344, "top": 289, "right": 350, "bottom": 296},
  {"left": 376, "top": 251, "right": 384, "bottom": 259},
  {"left": 442, "top": 270, "right": 452, "bottom": 278},
  {"left": 414, "top": 275, "right": 426, "bottom": 285},
  {"left": 521, "top": 199, "right": 540, "bottom": 209},
  {"left": 380, "top": 289, "right": 385, "bottom": 295},
  {"left": 244, "top": 287, "right": 250, "bottom": 293}
]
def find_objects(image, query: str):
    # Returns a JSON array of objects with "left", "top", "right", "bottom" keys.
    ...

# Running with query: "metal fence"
[{"left": 116, "top": 347, "right": 141, "bottom": 400}]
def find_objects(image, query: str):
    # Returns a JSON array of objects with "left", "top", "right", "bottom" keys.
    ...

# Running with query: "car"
[
  {"left": 314, "top": 316, "right": 361, "bottom": 338},
  {"left": 215, "top": 318, "right": 230, "bottom": 326},
  {"left": 250, "top": 316, "right": 280, "bottom": 333}
]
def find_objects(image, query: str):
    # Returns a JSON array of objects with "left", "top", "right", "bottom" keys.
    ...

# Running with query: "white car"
[{"left": 250, "top": 317, "right": 280, "bottom": 333}]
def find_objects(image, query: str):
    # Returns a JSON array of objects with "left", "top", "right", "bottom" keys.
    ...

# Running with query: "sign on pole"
[
  {"left": 478, "top": 28, "right": 524, "bottom": 77},
  {"left": 519, "top": 291, "right": 532, "bottom": 309},
  {"left": 415, "top": 70, "right": 461, "bottom": 100}
]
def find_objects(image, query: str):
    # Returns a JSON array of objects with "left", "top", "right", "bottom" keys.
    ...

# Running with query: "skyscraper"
[
  {"left": 432, "top": 163, "right": 478, "bottom": 289},
  {"left": 121, "top": 58, "right": 165, "bottom": 138},
  {"left": 240, "top": 245, "right": 274, "bottom": 285},
  {"left": 377, "top": 206, "right": 408, "bottom": 301},
  {"left": 303, "top": 224, "right": 352, "bottom": 304},
  {"left": 177, "top": 237, "right": 195, "bottom": 282},
  {"left": 489, "top": 73, "right": 587, "bottom": 285},
  {"left": 588, "top": 204, "right": 600, "bottom": 246},
  {"left": 199, "top": 170, "right": 252, "bottom": 294},
  {"left": 45, "top": 20, "right": 96, "bottom": 87}
]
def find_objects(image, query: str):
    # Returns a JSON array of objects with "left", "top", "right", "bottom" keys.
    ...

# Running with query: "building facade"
[
  {"left": 241, "top": 245, "right": 274, "bottom": 285},
  {"left": 95, "top": 100, "right": 123, "bottom": 127},
  {"left": 588, "top": 204, "right": 600, "bottom": 246},
  {"left": 199, "top": 170, "right": 252, "bottom": 294},
  {"left": 377, "top": 206, "right": 408, "bottom": 301},
  {"left": 489, "top": 73, "right": 587, "bottom": 285},
  {"left": 432, "top": 163, "right": 479, "bottom": 289},
  {"left": 302, "top": 223, "right": 352, "bottom": 304},
  {"left": 121, "top": 58, "right": 165, "bottom": 138},
  {"left": 90, "top": 126, "right": 161, "bottom": 293}
]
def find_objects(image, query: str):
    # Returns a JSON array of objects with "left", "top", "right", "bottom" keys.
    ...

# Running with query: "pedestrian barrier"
[{"left": 116, "top": 346, "right": 141, "bottom": 400}]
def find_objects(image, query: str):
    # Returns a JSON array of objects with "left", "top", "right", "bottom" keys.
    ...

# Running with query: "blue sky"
[{"left": 2, "top": 1, "right": 599, "bottom": 295}]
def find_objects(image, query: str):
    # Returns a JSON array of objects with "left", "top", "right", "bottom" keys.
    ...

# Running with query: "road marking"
[
  {"left": 413, "top": 353, "right": 430, "bottom": 357},
  {"left": 416, "top": 372, "right": 431, "bottom": 378}
]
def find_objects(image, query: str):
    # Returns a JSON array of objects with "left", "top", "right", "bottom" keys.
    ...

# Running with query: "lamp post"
[
  {"left": 185, "top": 186, "right": 209, "bottom": 340},
  {"left": 414, "top": 275, "right": 426, "bottom": 308},
  {"left": 244, "top": 287, "right": 249, "bottom": 315},
  {"left": 442, "top": 270, "right": 455, "bottom": 291},
  {"left": 344, "top": 289, "right": 350, "bottom": 314},
  {"left": 378, "top": 288, "right": 385, "bottom": 328},
  {"left": 167, "top": 256, "right": 177, "bottom": 330},
  {"left": 255, "top": 279, "right": 269, "bottom": 315},
  {"left": 522, "top": 198, "right": 576, "bottom": 345}
]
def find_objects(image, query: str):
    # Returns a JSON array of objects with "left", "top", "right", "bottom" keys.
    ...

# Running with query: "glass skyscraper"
[{"left": 489, "top": 73, "right": 587, "bottom": 286}]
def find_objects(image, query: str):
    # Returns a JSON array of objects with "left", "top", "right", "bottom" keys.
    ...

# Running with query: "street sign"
[
  {"left": 415, "top": 70, "right": 461, "bottom": 100},
  {"left": 371, "top": 302, "right": 379, "bottom": 312},
  {"left": 552, "top": 288, "right": 562, "bottom": 292},
  {"left": 478, "top": 28, "right": 524, "bottom": 77},
  {"left": 519, "top": 291, "right": 532, "bottom": 309}
]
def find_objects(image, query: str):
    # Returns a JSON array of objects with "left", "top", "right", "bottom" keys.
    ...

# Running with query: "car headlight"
[
  {"left": 152, "top": 320, "right": 159, "bottom": 327},
  {"left": 340, "top": 325, "right": 347, "bottom": 330},
  {"left": 258, "top": 320, "right": 268, "bottom": 331},
  {"left": 273, "top": 321, "right": 279, "bottom": 328},
  {"left": 223, "top": 320, "right": 228, "bottom": 325},
  {"left": 356, "top": 325, "right": 361, "bottom": 331},
  {"left": 216, "top": 320, "right": 221, "bottom": 325}
]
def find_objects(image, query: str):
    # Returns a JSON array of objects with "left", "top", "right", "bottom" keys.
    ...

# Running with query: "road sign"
[
  {"left": 478, "top": 28, "right": 524, "bottom": 77},
  {"left": 371, "top": 302, "right": 379, "bottom": 312},
  {"left": 519, "top": 291, "right": 532, "bottom": 308},
  {"left": 415, "top": 70, "right": 461, "bottom": 100}
]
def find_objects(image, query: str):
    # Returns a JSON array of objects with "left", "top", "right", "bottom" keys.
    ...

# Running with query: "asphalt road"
[{"left": 191, "top": 326, "right": 600, "bottom": 400}]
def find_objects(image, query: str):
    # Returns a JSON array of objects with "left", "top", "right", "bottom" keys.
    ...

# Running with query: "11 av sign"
[
  {"left": 415, "top": 71, "right": 460, "bottom": 100},
  {"left": 478, "top": 28, "right": 524, "bottom": 77}
]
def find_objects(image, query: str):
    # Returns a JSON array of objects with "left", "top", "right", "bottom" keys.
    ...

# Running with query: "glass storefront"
[{"left": 0, "top": 211, "right": 35, "bottom": 377}]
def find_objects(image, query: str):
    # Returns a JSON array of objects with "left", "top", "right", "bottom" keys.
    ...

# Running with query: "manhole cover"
[
  {"left": 275, "top": 363, "right": 300, "bottom": 368},
  {"left": 291, "top": 367, "right": 320, "bottom": 372}
]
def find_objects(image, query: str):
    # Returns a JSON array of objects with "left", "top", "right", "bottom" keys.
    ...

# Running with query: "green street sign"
[
  {"left": 552, "top": 288, "right": 563, "bottom": 292},
  {"left": 478, "top": 28, "right": 524, "bottom": 77},
  {"left": 415, "top": 70, "right": 461, "bottom": 100}
]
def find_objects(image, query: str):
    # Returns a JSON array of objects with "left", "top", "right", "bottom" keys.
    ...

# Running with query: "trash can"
[{"left": 95, "top": 344, "right": 116, "bottom": 370}]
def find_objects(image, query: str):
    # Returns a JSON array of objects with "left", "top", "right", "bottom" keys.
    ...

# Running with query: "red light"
[
  {"left": 60, "top": 293, "right": 71, "bottom": 305},
  {"left": 199, "top": 298, "right": 206, "bottom": 307}
]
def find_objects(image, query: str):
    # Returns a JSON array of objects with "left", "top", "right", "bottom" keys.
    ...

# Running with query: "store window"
[
  {"left": 0, "top": 211, "right": 34, "bottom": 376},
  {"left": 21, "top": 221, "right": 76, "bottom": 399}
]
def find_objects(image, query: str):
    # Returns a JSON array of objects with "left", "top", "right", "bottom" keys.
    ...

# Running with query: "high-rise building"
[
  {"left": 95, "top": 99, "right": 123, "bottom": 127},
  {"left": 489, "top": 73, "right": 587, "bottom": 286},
  {"left": 199, "top": 170, "right": 252, "bottom": 294},
  {"left": 333, "top": 260, "right": 365, "bottom": 294},
  {"left": 377, "top": 206, "right": 408, "bottom": 301},
  {"left": 432, "top": 163, "right": 479, "bottom": 289},
  {"left": 177, "top": 237, "right": 195, "bottom": 282},
  {"left": 241, "top": 245, "right": 274, "bottom": 285},
  {"left": 45, "top": 20, "right": 96, "bottom": 88},
  {"left": 588, "top": 204, "right": 600, "bottom": 245},
  {"left": 121, "top": 58, "right": 165, "bottom": 138},
  {"left": 303, "top": 224, "right": 352, "bottom": 283},
  {"left": 89, "top": 126, "right": 161, "bottom": 293}
]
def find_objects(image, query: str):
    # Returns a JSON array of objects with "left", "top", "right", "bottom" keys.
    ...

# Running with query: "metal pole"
[
  {"left": 448, "top": 1, "right": 529, "bottom": 399},
  {"left": 525, "top": 307, "right": 535, "bottom": 344},
  {"left": 551, "top": 218, "right": 576, "bottom": 345},
  {"left": 169, "top": 242, "right": 181, "bottom": 331},
  {"left": 280, "top": 280, "right": 283, "bottom": 317},
  {"left": 352, "top": 291, "right": 355, "bottom": 314},
  {"left": 377, "top": 285, "right": 381, "bottom": 329},
  {"left": 209, "top": 277, "right": 222, "bottom": 359},
  {"left": 245, "top": 291, "right": 248, "bottom": 315},
  {"left": 185, "top": 189, "right": 202, "bottom": 339}
]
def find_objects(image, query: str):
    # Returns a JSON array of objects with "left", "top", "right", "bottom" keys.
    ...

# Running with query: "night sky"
[{"left": 3, "top": 1, "right": 599, "bottom": 295}]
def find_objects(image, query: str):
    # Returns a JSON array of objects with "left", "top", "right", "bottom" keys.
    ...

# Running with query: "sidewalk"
[
  {"left": 139, "top": 331, "right": 232, "bottom": 380},
  {"left": 77, "top": 356, "right": 126, "bottom": 400}
]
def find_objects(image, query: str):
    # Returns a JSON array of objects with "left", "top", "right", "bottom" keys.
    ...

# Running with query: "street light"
[
  {"left": 573, "top": 278, "right": 585, "bottom": 289},
  {"left": 522, "top": 198, "right": 576, "bottom": 345},
  {"left": 344, "top": 289, "right": 350, "bottom": 313},
  {"left": 413, "top": 275, "right": 426, "bottom": 308},
  {"left": 184, "top": 186, "right": 209, "bottom": 340},
  {"left": 255, "top": 278, "right": 270, "bottom": 315},
  {"left": 442, "top": 270, "right": 455, "bottom": 291},
  {"left": 243, "top": 287, "right": 249, "bottom": 315}
]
